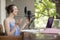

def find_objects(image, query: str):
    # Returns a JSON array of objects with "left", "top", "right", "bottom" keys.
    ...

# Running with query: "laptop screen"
[{"left": 46, "top": 17, "right": 54, "bottom": 28}]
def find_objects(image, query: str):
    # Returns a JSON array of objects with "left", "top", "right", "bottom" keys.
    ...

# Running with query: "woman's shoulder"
[
  {"left": 4, "top": 17, "right": 9, "bottom": 21},
  {"left": 4, "top": 17, "right": 15, "bottom": 23},
  {"left": 4, "top": 18, "right": 10, "bottom": 23}
]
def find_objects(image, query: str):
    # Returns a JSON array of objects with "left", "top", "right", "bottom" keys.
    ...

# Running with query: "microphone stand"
[{"left": 28, "top": 17, "right": 35, "bottom": 29}]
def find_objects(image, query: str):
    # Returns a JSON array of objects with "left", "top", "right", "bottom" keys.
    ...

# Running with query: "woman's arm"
[
  {"left": 20, "top": 19, "right": 29, "bottom": 30},
  {"left": 4, "top": 19, "right": 18, "bottom": 36},
  {"left": 20, "top": 23, "right": 28, "bottom": 30}
]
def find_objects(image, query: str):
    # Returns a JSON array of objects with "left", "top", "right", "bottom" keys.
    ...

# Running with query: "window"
[{"left": 34, "top": 0, "right": 56, "bottom": 29}]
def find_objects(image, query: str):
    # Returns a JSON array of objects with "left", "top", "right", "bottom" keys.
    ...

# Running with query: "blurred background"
[{"left": 0, "top": 0, "right": 60, "bottom": 40}]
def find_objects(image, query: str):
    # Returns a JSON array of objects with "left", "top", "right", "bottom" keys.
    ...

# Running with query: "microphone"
[
  {"left": 24, "top": 7, "right": 35, "bottom": 29},
  {"left": 27, "top": 10, "right": 32, "bottom": 21},
  {"left": 24, "top": 6, "right": 31, "bottom": 22},
  {"left": 24, "top": 6, "right": 34, "bottom": 18},
  {"left": 24, "top": 6, "right": 27, "bottom": 17}
]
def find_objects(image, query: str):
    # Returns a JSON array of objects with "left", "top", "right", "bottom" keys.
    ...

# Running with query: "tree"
[
  {"left": 34, "top": 0, "right": 56, "bottom": 28},
  {"left": 35, "top": 0, "right": 56, "bottom": 18}
]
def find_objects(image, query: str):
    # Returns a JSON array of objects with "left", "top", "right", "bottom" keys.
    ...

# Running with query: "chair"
[
  {"left": 0, "top": 24, "right": 23, "bottom": 40},
  {"left": 0, "top": 24, "right": 3, "bottom": 32},
  {"left": 0, "top": 24, "right": 5, "bottom": 36}
]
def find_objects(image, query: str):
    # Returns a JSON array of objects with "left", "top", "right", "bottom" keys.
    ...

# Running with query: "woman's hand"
[
  {"left": 20, "top": 19, "right": 30, "bottom": 30},
  {"left": 15, "top": 18, "right": 22, "bottom": 25},
  {"left": 25, "top": 19, "right": 30, "bottom": 24}
]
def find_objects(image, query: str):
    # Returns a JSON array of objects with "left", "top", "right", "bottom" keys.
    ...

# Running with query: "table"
[
  {"left": 21, "top": 28, "right": 60, "bottom": 40},
  {"left": 21, "top": 28, "right": 60, "bottom": 34}
]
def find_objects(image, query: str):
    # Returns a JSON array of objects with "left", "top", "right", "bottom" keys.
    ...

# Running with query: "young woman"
[{"left": 4, "top": 4, "right": 29, "bottom": 36}]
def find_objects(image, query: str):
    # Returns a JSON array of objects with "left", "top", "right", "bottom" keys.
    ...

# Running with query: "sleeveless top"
[{"left": 9, "top": 21, "right": 20, "bottom": 36}]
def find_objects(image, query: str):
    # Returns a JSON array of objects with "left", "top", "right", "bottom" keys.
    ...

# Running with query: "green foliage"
[
  {"left": 35, "top": 0, "right": 56, "bottom": 19},
  {"left": 34, "top": 0, "right": 56, "bottom": 28}
]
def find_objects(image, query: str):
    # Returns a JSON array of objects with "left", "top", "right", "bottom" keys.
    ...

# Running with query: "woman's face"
[{"left": 12, "top": 6, "right": 19, "bottom": 16}]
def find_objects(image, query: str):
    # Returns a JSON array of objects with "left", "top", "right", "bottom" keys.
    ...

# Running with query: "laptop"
[{"left": 46, "top": 17, "right": 54, "bottom": 28}]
